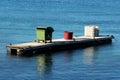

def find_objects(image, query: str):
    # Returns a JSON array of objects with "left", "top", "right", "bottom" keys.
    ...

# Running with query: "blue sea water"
[{"left": 0, "top": 0, "right": 120, "bottom": 80}]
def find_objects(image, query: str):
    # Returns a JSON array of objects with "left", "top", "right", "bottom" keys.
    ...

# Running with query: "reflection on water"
[
  {"left": 36, "top": 53, "right": 52, "bottom": 74},
  {"left": 83, "top": 47, "right": 98, "bottom": 65},
  {"left": 64, "top": 51, "right": 73, "bottom": 62}
]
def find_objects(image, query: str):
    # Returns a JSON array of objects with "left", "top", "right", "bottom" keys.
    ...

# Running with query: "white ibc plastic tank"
[{"left": 84, "top": 26, "right": 99, "bottom": 37}]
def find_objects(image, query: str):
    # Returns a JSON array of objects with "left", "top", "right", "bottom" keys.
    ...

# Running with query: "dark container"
[{"left": 36, "top": 26, "right": 54, "bottom": 43}]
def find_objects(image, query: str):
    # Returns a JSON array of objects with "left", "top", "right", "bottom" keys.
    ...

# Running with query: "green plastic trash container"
[{"left": 36, "top": 27, "right": 54, "bottom": 43}]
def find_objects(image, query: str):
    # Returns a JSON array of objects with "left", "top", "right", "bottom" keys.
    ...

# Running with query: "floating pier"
[{"left": 6, "top": 26, "right": 114, "bottom": 56}]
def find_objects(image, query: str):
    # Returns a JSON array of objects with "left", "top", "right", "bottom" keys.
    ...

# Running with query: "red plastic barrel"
[{"left": 64, "top": 31, "right": 73, "bottom": 40}]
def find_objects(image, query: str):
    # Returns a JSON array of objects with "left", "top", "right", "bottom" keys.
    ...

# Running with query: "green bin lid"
[{"left": 37, "top": 26, "right": 54, "bottom": 32}]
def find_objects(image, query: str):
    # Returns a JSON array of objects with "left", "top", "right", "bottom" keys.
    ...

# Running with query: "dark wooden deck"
[{"left": 6, "top": 36, "right": 113, "bottom": 56}]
